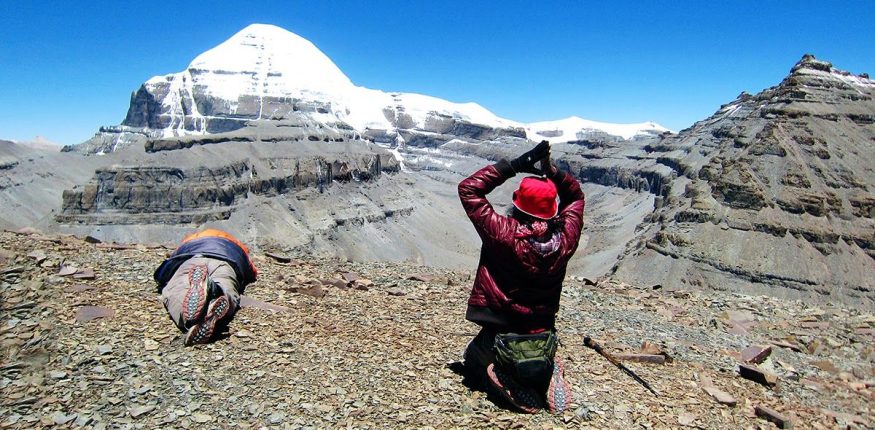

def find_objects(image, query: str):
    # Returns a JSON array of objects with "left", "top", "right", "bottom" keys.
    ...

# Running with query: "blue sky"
[{"left": 1, "top": 1, "right": 873, "bottom": 146}]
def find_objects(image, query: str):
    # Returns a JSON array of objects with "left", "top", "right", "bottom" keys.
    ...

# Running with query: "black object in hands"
[
  {"left": 510, "top": 140, "right": 550, "bottom": 174},
  {"left": 542, "top": 160, "right": 559, "bottom": 178}
]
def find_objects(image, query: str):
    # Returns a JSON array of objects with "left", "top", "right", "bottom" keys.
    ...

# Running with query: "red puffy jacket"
[{"left": 458, "top": 160, "right": 585, "bottom": 331}]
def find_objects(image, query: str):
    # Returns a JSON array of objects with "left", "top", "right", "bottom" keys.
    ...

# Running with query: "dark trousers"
[{"left": 463, "top": 326, "right": 499, "bottom": 389}]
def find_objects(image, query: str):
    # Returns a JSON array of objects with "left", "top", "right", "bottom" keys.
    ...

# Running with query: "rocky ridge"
[
  {"left": 58, "top": 122, "right": 398, "bottom": 226},
  {"left": 1, "top": 229, "right": 873, "bottom": 429},
  {"left": 611, "top": 55, "right": 875, "bottom": 308}
]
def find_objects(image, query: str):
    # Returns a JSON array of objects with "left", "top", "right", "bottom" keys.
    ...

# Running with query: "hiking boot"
[
  {"left": 546, "top": 357, "right": 572, "bottom": 414},
  {"left": 182, "top": 264, "right": 211, "bottom": 327},
  {"left": 184, "top": 295, "right": 231, "bottom": 346},
  {"left": 486, "top": 363, "right": 543, "bottom": 413}
]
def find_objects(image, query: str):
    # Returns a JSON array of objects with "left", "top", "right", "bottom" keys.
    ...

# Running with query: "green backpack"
[{"left": 493, "top": 331, "right": 558, "bottom": 386}]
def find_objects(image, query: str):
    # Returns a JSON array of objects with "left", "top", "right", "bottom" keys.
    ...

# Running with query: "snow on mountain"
[
  {"left": 83, "top": 23, "right": 668, "bottom": 153},
  {"left": 526, "top": 116, "right": 671, "bottom": 143},
  {"left": 137, "top": 24, "right": 516, "bottom": 137},
  {"left": 788, "top": 54, "right": 875, "bottom": 89},
  {"left": 184, "top": 23, "right": 355, "bottom": 100}
]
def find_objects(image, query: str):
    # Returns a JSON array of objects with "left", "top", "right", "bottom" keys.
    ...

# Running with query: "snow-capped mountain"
[
  {"left": 526, "top": 116, "right": 670, "bottom": 143},
  {"left": 73, "top": 23, "right": 667, "bottom": 153},
  {"left": 135, "top": 24, "right": 516, "bottom": 133}
]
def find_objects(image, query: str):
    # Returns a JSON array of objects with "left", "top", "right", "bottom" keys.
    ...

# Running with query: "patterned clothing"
[{"left": 160, "top": 257, "right": 240, "bottom": 331}]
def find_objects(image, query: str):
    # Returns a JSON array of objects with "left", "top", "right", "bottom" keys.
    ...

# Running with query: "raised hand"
[{"left": 511, "top": 140, "right": 550, "bottom": 175}]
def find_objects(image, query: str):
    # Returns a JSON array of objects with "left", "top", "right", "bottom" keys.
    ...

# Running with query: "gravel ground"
[{"left": 1, "top": 230, "right": 872, "bottom": 429}]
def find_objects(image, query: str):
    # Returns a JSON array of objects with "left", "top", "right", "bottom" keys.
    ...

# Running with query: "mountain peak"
[
  {"left": 788, "top": 53, "right": 873, "bottom": 84},
  {"left": 85, "top": 23, "right": 670, "bottom": 153},
  {"left": 183, "top": 22, "right": 353, "bottom": 98},
  {"left": 238, "top": 22, "right": 291, "bottom": 34},
  {"left": 790, "top": 53, "right": 833, "bottom": 73}
]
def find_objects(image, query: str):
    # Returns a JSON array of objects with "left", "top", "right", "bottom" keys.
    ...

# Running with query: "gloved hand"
[
  {"left": 542, "top": 160, "right": 559, "bottom": 178},
  {"left": 510, "top": 140, "right": 550, "bottom": 175}
]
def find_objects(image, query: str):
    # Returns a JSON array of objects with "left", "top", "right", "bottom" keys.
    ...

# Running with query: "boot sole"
[
  {"left": 486, "top": 363, "right": 542, "bottom": 413},
  {"left": 547, "top": 357, "right": 572, "bottom": 413},
  {"left": 184, "top": 295, "right": 230, "bottom": 346},
  {"left": 182, "top": 264, "right": 210, "bottom": 327}
]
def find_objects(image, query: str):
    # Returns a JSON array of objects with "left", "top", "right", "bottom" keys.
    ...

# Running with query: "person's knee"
[{"left": 464, "top": 339, "right": 495, "bottom": 370}]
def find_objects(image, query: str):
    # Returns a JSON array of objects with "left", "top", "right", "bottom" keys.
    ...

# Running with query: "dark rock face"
[
  {"left": 407, "top": 120, "right": 526, "bottom": 148},
  {"left": 122, "top": 85, "right": 166, "bottom": 129},
  {"left": 612, "top": 55, "right": 875, "bottom": 307},
  {"left": 144, "top": 118, "right": 357, "bottom": 152},
  {"left": 60, "top": 164, "right": 246, "bottom": 224},
  {"left": 57, "top": 121, "right": 398, "bottom": 225},
  {"left": 58, "top": 154, "right": 390, "bottom": 225},
  {"left": 121, "top": 81, "right": 340, "bottom": 135},
  {"left": 565, "top": 162, "right": 671, "bottom": 197}
]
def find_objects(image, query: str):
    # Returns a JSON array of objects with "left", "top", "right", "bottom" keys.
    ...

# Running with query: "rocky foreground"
[{"left": 1, "top": 230, "right": 873, "bottom": 429}]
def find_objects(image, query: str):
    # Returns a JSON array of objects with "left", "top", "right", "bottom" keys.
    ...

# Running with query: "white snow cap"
[
  {"left": 144, "top": 23, "right": 670, "bottom": 141},
  {"left": 526, "top": 116, "right": 670, "bottom": 142},
  {"left": 185, "top": 23, "right": 355, "bottom": 99}
]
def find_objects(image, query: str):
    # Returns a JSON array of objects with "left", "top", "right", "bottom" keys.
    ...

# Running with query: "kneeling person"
[
  {"left": 458, "top": 141, "right": 585, "bottom": 413},
  {"left": 154, "top": 229, "right": 258, "bottom": 346}
]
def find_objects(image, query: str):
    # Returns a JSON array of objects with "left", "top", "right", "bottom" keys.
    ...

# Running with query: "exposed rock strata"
[
  {"left": 58, "top": 125, "right": 397, "bottom": 225},
  {"left": 612, "top": 55, "right": 875, "bottom": 307}
]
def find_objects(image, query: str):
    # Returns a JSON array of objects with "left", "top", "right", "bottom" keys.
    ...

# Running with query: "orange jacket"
[
  {"left": 181, "top": 228, "right": 257, "bottom": 276},
  {"left": 154, "top": 229, "right": 258, "bottom": 292},
  {"left": 183, "top": 229, "right": 252, "bottom": 255}
]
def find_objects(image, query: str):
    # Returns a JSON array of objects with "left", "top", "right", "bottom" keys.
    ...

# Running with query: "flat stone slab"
[
  {"left": 67, "top": 283, "right": 94, "bottom": 293},
  {"left": 0, "top": 266, "right": 25, "bottom": 275},
  {"left": 320, "top": 279, "right": 348, "bottom": 289},
  {"left": 57, "top": 266, "right": 78, "bottom": 276},
  {"left": 755, "top": 405, "right": 792, "bottom": 428},
  {"left": 702, "top": 385, "right": 737, "bottom": 406},
  {"left": 75, "top": 306, "right": 115, "bottom": 322},
  {"left": 240, "top": 295, "right": 290, "bottom": 312},
  {"left": 406, "top": 273, "right": 435, "bottom": 282},
  {"left": 799, "top": 321, "right": 830, "bottom": 329},
  {"left": 738, "top": 363, "right": 778, "bottom": 387},
  {"left": 770, "top": 339, "right": 802, "bottom": 352},
  {"left": 96, "top": 243, "right": 136, "bottom": 250},
  {"left": 73, "top": 268, "right": 95, "bottom": 280},
  {"left": 615, "top": 353, "right": 666, "bottom": 365},
  {"left": 741, "top": 345, "right": 772, "bottom": 364},
  {"left": 265, "top": 252, "right": 292, "bottom": 263}
]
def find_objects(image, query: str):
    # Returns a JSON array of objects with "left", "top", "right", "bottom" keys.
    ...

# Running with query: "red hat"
[{"left": 512, "top": 176, "right": 558, "bottom": 219}]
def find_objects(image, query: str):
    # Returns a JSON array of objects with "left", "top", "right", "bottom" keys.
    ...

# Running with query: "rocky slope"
[
  {"left": 612, "top": 55, "right": 875, "bottom": 308},
  {"left": 0, "top": 141, "right": 115, "bottom": 229},
  {"left": 1, "top": 230, "right": 872, "bottom": 428}
]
